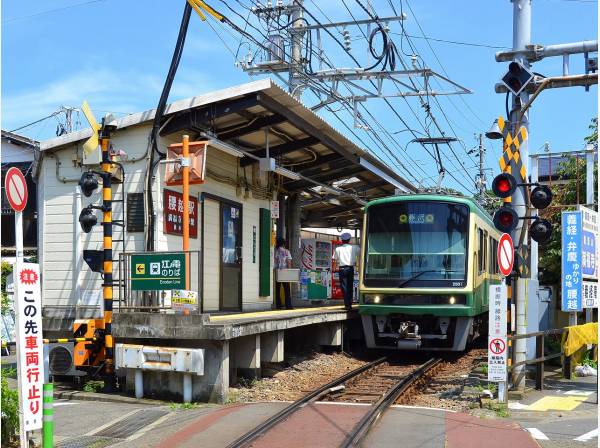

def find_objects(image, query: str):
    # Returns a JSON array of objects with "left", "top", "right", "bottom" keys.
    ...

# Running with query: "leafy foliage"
[
  {"left": 1, "top": 261, "right": 13, "bottom": 315},
  {"left": 1, "top": 376, "right": 19, "bottom": 443},
  {"left": 538, "top": 118, "right": 598, "bottom": 285}
]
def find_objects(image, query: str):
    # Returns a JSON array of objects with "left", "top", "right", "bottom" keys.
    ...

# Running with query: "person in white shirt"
[
  {"left": 274, "top": 238, "right": 293, "bottom": 309},
  {"left": 333, "top": 232, "right": 360, "bottom": 310}
]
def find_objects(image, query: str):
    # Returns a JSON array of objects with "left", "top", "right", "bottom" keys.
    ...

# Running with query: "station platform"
[{"left": 112, "top": 305, "right": 359, "bottom": 403}]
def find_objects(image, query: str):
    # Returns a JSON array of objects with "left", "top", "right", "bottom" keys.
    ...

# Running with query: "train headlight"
[
  {"left": 449, "top": 296, "right": 456, "bottom": 304},
  {"left": 364, "top": 294, "right": 382, "bottom": 304}
]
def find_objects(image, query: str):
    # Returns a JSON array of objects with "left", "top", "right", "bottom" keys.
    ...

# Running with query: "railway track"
[{"left": 227, "top": 356, "right": 441, "bottom": 448}]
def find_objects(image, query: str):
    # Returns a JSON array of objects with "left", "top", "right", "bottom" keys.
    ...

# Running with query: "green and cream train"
[{"left": 359, "top": 194, "right": 501, "bottom": 351}]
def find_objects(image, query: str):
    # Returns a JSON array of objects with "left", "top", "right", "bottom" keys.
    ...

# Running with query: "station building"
[{"left": 36, "top": 79, "right": 415, "bottom": 401}]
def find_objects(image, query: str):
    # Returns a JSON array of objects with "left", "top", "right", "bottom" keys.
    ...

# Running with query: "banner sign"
[
  {"left": 164, "top": 189, "right": 198, "bottom": 238},
  {"left": 562, "top": 211, "right": 583, "bottom": 312},
  {"left": 14, "top": 263, "right": 44, "bottom": 431},
  {"left": 130, "top": 253, "right": 186, "bottom": 291},
  {"left": 488, "top": 284, "right": 507, "bottom": 382}
]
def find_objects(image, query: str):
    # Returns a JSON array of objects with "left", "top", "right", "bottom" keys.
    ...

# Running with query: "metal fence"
[
  {"left": 117, "top": 250, "right": 202, "bottom": 314},
  {"left": 508, "top": 328, "right": 572, "bottom": 390}
]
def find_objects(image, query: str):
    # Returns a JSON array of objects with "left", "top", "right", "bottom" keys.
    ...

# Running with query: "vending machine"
[{"left": 300, "top": 239, "right": 332, "bottom": 300}]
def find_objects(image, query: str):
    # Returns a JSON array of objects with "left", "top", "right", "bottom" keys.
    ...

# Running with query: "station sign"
[
  {"left": 14, "top": 263, "right": 44, "bottom": 431},
  {"left": 497, "top": 233, "right": 514, "bottom": 277},
  {"left": 271, "top": 200, "right": 279, "bottom": 219},
  {"left": 130, "top": 253, "right": 186, "bottom": 291},
  {"left": 164, "top": 189, "right": 198, "bottom": 238},
  {"left": 562, "top": 211, "right": 583, "bottom": 312},
  {"left": 488, "top": 284, "right": 507, "bottom": 382}
]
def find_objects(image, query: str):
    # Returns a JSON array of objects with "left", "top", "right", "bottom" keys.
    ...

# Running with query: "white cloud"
[{"left": 1, "top": 66, "right": 224, "bottom": 137}]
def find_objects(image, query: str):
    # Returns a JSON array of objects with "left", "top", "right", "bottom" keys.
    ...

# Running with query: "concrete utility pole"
[
  {"left": 289, "top": 0, "right": 305, "bottom": 99},
  {"left": 510, "top": 0, "right": 532, "bottom": 393}
]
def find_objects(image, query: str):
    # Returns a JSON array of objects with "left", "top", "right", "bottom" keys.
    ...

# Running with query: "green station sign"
[{"left": 130, "top": 253, "right": 186, "bottom": 291}]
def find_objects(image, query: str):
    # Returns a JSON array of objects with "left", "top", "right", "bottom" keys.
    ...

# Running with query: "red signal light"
[
  {"left": 493, "top": 206, "right": 518, "bottom": 233},
  {"left": 492, "top": 173, "right": 517, "bottom": 198}
]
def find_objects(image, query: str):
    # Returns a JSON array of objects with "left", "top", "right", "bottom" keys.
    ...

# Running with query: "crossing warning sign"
[
  {"left": 488, "top": 284, "right": 508, "bottom": 382},
  {"left": 489, "top": 338, "right": 506, "bottom": 355}
]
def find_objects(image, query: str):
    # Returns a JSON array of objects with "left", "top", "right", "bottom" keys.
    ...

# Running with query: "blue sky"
[{"left": 2, "top": 0, "right": 597, "bottom": 193}]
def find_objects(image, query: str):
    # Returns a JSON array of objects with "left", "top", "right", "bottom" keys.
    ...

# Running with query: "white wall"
[
  {"left": 1, "top": 140, "right": 35, "bottom": 164},
  {"left": 39, "top": 124, "right": 273, "bottom": 315}
]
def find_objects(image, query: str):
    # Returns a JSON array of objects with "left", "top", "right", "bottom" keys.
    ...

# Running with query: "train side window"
[
  {"left": 483, "top": 231, "right": 488, "bottom": 272},
  {"left": 491, "top": 239, "right": 498, "bottom": 274},
  {"left": 478, "top": 229, "right": 484, "bottom": 274}
]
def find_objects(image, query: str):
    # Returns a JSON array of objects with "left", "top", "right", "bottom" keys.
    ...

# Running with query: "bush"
[{"left": 1, "top": 376, "right": 19, "bottom": 444}]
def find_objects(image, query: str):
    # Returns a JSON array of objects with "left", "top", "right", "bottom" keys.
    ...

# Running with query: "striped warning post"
[
  {"left": 43, "top": 383, "right": 53, "bottom": 448},
  {"left": 43, "top": 337, "right": 96, "bottom": 344}
]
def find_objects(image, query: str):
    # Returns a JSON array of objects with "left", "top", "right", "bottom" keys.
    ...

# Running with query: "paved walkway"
[{"left": 508, "top": 370, "right": 598, "bottom": 447}]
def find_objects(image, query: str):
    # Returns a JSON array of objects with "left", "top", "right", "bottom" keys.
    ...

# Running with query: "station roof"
[{"left": 41, "top": 79, "right": 415, "bottom": 228}]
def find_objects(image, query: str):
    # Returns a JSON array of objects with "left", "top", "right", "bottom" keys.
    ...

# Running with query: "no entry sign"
[
  {"left": 5, "top": 167, "right": 28, "bottom": 213},
  {"left": 497, "top": 233, "right": 514, "bottom": 277}
]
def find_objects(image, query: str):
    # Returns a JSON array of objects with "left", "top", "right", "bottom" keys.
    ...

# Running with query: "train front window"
[{"left": 364, "top": 202, "right": 469, "bottom": 288}]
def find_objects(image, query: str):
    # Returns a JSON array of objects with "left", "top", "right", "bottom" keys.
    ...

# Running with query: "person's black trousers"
[
  {"left": 275, "top": 282, "right": 292, "bottom": 309},
  {"left": 339, "top": 266, "right": 354, "bottom": 310}
]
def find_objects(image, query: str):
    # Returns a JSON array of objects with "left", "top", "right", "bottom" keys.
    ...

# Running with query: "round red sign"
[
  {"left": 489, "top": 338, "right": 506, "bottom": 355},
  {"left": 4, "top": 167, "right": 28, "bottom": 213},
  {"left": 497, "top": 233, "right": 514, "bottom": 277}
]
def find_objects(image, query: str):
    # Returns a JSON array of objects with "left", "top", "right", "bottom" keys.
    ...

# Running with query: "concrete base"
[{"left": 113, "top": 308, "right": 355, "bottom": 403}]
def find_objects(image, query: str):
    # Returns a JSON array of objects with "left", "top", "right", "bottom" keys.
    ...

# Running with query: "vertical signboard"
[
  {"left": 164, "top": 189, "right": 198, "bottom": 238},
  {"left": 580, "top": 206, "right": 598, "bottom": 281},
  {"left": 562, "top": 211, "right": 583, "bottom": 312},
  {"left": 14, "top": 263, "right": 44, "bottom": 431},
  {"left": 488, "top": 284, "right": 508, "bottom": 382}
]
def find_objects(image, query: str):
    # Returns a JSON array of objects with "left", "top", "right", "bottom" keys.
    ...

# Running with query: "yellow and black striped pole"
[
  {"left": 100, "top": 133, "right": 115, "bottom": 386},
  {"left": 43, "top": 337, "right": 97, "bottom": 344}
]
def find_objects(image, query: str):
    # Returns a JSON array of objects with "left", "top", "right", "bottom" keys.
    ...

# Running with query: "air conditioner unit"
[{"left": 45, "top": 342, "right": 85, "bottom": 377}]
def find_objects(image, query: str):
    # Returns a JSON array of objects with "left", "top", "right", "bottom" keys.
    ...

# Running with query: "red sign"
[
  {"left": 5, "top": 167, "right": 28, "bottom": 212},
  {"left": 163, "top": 189, "right": 198, "bottom": 238},
  {"left": 489, "top": 338, "right": 506, "bottom": 355},
  {"left": 497, "top": 233, "right": 514, "bottom": 277}
]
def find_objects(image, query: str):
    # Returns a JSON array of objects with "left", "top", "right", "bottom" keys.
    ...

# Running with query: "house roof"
[{"left": 41, "top": 79, "right": 416, "bottom": 228}]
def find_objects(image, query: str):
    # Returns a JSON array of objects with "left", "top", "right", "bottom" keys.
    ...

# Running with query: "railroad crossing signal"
[
  {"left": 490, "top": 171, "right": 554, "bottom": 244},
  {"left": 501, "top": 61, "right": 534, "bottom": 96}
]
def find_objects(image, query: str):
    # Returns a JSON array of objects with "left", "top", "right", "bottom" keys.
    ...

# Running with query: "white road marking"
[
  {"left": 54, "top": 402, "right": 78, "bottom": 407},
  {"left": 574, "top": 428, "right": 598, "bottom": 442},
  {"left": 126, "top": 412, "right": 172, "bottom": 441},
  {"left": 508, "top": 402, "right": 529, "bottom": 410},
  {"left": 85, "top": 409, "right": 141, "bottom": 436},
  {"left": 390, "top": 404, "right": 457, "bottom": 413},
  {"left": 564, "top": 390, "right": 594, "bottom": 396},
  {"left": 526, "top": 428, "right": 549, "bottom": 440}
]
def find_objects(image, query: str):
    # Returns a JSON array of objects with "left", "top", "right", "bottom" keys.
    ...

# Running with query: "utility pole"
[
  {"left": 289, "top": 0, "right": 304, "bottom": 99},
  {"left": 477, "top": 133, "right": 486, "bottom": 197},
  {"left": 510, "top": 0, "right": 531, "bottom": 393}
]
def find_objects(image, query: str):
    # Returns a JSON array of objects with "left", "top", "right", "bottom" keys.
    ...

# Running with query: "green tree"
[{"left": 538, "top": 118, "right": 598, "bottom": 284}]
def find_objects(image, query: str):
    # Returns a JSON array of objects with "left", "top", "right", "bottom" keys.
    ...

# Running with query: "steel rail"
[
  {"left": 340, "top": 357, "right": 441, "bottom": 447},
  {"left": 226, "top": 356, "right": 387, "bottom": 448}
]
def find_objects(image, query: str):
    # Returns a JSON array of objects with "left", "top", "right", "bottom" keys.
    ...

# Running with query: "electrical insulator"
[{"left": 342, "top": 29, "right": 351, "bottom": 52}]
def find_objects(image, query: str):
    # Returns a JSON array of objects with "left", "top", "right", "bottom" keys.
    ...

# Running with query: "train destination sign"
[
  {"left": 130, "top": 253, "right": 186, "bottom": 291},
  {"left": 497, "top": 233, "right": 514, "bottom": 277}
]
